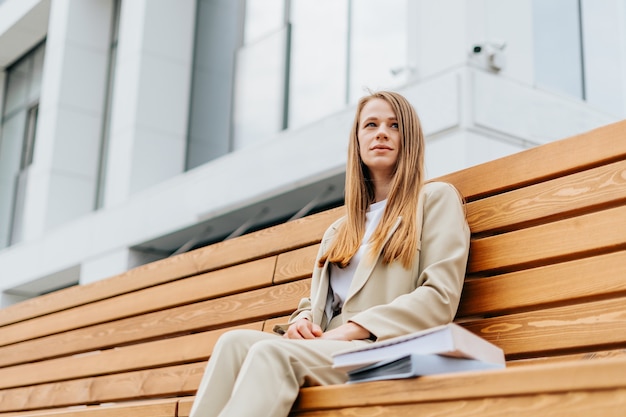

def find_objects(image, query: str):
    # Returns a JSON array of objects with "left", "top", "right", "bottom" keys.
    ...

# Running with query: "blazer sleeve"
[{"left": 348, "top": 182, "right": 471, "bottom": 340}]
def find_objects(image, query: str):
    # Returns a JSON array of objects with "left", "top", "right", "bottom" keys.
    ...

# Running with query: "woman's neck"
[
  {"left": 372, "top": 180, "right": 391, "bottom": 203},
  {"left": 368, "top": 170, "right": 393, "bottom": 202}
]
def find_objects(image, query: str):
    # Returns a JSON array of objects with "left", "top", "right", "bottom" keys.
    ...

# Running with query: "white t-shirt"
[{"left": 325, "top": 199, "right": 388, "bottom": 320}]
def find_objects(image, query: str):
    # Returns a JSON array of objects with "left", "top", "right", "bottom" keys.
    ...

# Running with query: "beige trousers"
[{"left": 188, "top": 317, "right": 370, "bottom": 417}]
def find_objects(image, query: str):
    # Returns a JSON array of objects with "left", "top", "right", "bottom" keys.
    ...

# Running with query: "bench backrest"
[{"left": 1, "top": 120, "right": 625, "bottom": 414}]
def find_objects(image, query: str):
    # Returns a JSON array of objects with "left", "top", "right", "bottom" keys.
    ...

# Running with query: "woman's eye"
[
  {"left": 391, "top": 123, "right": 399, "bottom": 128},
  {"left": 365, "top": 122, "right": 377, "bottom": 127}
]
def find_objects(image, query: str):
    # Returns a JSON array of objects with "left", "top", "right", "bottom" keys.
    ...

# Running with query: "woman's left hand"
[{"left": 321, "top": 322, "right": 371, "bottom": 341}]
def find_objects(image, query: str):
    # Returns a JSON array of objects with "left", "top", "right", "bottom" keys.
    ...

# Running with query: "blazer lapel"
[
  {"left": 344, "top": 216, "right": 403, "bottom": 304},
  {"left": 311, "top": 224, "right": 341, "bottom": 325}
]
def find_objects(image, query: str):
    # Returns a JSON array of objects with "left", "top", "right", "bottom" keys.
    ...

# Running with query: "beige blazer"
[{"left": 276, "top": 181, "right": 471, "bottom": 341}]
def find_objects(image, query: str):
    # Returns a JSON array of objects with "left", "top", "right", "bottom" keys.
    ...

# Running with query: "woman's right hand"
[{"left": 283, "top": 318, "right": 323, "bottom": 339}]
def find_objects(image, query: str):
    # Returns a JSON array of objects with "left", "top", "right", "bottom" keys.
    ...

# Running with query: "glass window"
[
  {"left": 29, "top": 44, "right": 46, "bottom": 103},
  {"left": 349, "top": 0, "right": 408, "bottom": 103},
  {"left": 580, "top": 0, "right": 624, "bottom": 116},
  {"left": 191, "top": 0, "right": 414, "bottom": 155},
  {"left": 532, "top": 0, "right": 584, "bottom": 99},
  {"left": 21, "top": 104, "right": 38, "bottom": 169},
  {"left": 288, "top": 0, "right": 349, "bottom": 129},
  {"left": 0, "top": 42, "right": 46, "bottom": 247},
  {"left": 244, "top": 0, "right": 285, "bottom": 43},
  {"left": 95, "top": 0, "right": 121, "bottom": 208},
  {"left": 186, "top": 0, "right": 243, "bottom": 169},
  {"left": 0, "top": 112, "right": 27, "bottom": 246},
  {"left": 289, "top": 0, "right": 409, "bottom": 127},
  {"left": 231, "top": 0, "right": 289, "bottom": 150},
  {"left": 4, "top": 58, "right": 30, "bottom": 116},
  {"left": 232, "top": 27, "right": 289, "bottom": 150}
]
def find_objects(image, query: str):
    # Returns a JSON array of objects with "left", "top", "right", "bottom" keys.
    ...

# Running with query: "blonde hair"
[{"left": 320, "top": 91, "right": 425, "bottom": 269}]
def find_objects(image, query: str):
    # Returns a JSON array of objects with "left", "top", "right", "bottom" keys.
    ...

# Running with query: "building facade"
[{"left": 0, "top": 0, "right": 623, "bottom": 307}]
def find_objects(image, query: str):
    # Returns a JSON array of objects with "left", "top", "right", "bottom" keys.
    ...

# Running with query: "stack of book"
[{"left": 332, "top": 323, "right": 506, "bottom": 384}]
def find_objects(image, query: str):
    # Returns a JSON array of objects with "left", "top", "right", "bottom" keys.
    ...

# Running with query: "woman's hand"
[
  {"left": 283, "top": 318, "right": 323, "bottom": 339},
  {"left": 284, "top": 319, "right": 372, "bottom": 341},
  {"left": 320, "top": 322, "right": 371, "bottom": 341}
]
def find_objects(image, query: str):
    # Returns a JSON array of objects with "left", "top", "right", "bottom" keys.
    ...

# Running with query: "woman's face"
[{"left": 357, "top": 98, "right": 401, "bottom": 179}]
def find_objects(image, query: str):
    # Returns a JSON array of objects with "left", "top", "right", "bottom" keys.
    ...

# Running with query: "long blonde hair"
[{"left": 320, "top": 91, "right": 425, "bottom": 269}]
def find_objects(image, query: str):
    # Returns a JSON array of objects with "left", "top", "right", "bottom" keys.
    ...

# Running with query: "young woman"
[{"left": 189, "top": 91, "right": 470, "bottom": 417}]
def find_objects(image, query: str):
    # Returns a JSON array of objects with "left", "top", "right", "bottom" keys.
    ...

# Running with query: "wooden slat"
[
  {"left": 0, "top": 363, "right": 203, "bottom": 413},
  {"left": 178, "top": 361, "right": 626, "bottom": 417},
  {"left": 0, "top": 254, "right": 200, "bottom": 328},
  {"left": 507, "top": 348, "right": 626, "bottom": 367},
  {"left": 0, "top": 280, "right": 310, "bottom": 375},
  {"left": 274, "top": 245, "right": 319, "bottom": 283},
  {"left": 0, "top": 208, "right": 340, "bottom": 328},
  {"left": 468, "top": 204, "right": 626, "bottom": 274},
  {"left": 0, "top": 257, "right": 276, "bottom": 351},
  {"left": 292, "top": 389, "right": 626, "bottom": 417},
  {"left": 438, "top": 119, "right": 626, "bottom": 200},
  {"left": 463, "top": 297, "right": 626, "bottom": 359},
  {"left": 293, "top": 357, "right": 626, "bottom": 411},
  {"left": 177, "top": 399, "right": 195, "bottom": 417},
  {"left": 0, "top": 322, "right": 261, "bottom": 391},
  {"left": 191, "top": 208, "right": 341, "bottom": 274},
  {"left": 466, "top": 159, "right": 626, "bottom": 235},
  {"left": 0, "top": 398, "right": 179, "bottom": 417},
  {"left": 458, "top": 250, "right": 626, "bottom": 317},
  {"left": 263, "top": 315, "right": 292, "bottom": 333}
]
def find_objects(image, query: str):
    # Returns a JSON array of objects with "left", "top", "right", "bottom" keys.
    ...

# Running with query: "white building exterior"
[{"left": 0, "top": 0, "right": 623, "bottom": 307}]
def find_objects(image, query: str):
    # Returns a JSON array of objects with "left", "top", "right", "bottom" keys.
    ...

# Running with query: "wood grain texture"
[
  {"left": 468, "top": 204, "right": 626, "bottom": 274},
  {"left": 291, "top": 389, "right": 626, "bottom": 417},
  {"left": 0, "top": 257, "right": 276, "bottom": 351},
  {"left": 437, "top": 119, "right": 626, "bottom": 200},
  {"left": 466, "top": 159, "right": 626, "bottom": 235},
  {"left": 0, "top": 250, "right": 200, "bottom": 328},
  {"left": 463, "top": 297, "right": 626, "bottom": 358},
  {"left": 0, "top": 399, "right": 178, "bottom": 417},
  {"left": 8, "top": 278, "right": 615, "bottom": 391},
  {"left": 0, "top": 363, "right": 204, "bottom": 413},
  {"left": 458, "top": 250, "right": 626, "bottom": 317},
  {"left": 507, "top": 348, "right": 626, "bottom": 367},
  {"left": 170, "top": 362, "right": 626, "bottom": 417},
  {"left": 293, "top": 357, "right": 626, "bottom": 411},
  {"left": 274, "top": 245, "right": 319, "bottom": 283},
  {"left": 0, "top": 280, "right": 310, "bottom": 378},
  {"left": 177, "top": 398, "right": 195, "bottom": 417},
  {"left": 0, "top": 323, "right": 261, "bottom": 391},
  {"left": 262, "top": 315, "right": 292, "bottom": 333}
]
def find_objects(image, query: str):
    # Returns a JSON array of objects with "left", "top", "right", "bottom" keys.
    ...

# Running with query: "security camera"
[{"left": 470, "top": 42, "right": 506, "bottom": 72}]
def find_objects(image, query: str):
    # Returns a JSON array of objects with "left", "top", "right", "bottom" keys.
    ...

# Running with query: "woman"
[{"left": 189, "top": 91, "right": 470, "bottom": 417}]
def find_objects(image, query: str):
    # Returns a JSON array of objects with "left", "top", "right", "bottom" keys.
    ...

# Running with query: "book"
[
  {"left": 332, "top": 323, "right": 505, "bottom": 372},
  {"left": 346, "top": 353, "right": 505, "bottom": 384}
]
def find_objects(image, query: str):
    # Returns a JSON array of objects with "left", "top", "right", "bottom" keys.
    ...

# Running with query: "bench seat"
[{"left": 1, "top": 120, "right": 626, "bottom": 416}]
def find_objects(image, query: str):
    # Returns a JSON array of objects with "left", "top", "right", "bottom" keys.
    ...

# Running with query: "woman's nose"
[{"left": 376, "top": 125, "right": 389, "bottom": 139}]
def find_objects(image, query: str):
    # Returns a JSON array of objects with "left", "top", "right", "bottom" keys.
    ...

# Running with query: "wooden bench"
[{"left": 1, "top": 119, "right": 626, "bottom": 417}]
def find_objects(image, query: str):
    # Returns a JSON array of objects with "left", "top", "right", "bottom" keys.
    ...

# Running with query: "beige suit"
[{"left": 189, "top": 182, "right": 470, "bottom": 417}]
